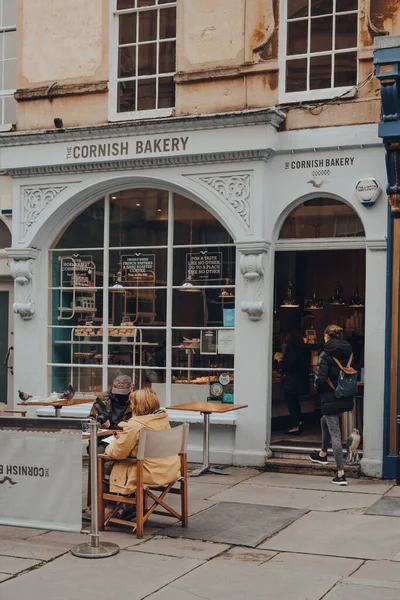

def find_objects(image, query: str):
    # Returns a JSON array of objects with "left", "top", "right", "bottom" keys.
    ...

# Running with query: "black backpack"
[{"left": 328, "top": 354, "right": 358, "bottom": 399}]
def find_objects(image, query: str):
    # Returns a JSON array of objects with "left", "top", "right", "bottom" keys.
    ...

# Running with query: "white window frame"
[
  {"left": 109, "top": 0, "right": 176, "bottom": 122},
  {"left": 279, "top": 0, "right": 359, "bottom": 104},
  {"left": 0, "top": 16, "right": 16, "bottom": 128}
]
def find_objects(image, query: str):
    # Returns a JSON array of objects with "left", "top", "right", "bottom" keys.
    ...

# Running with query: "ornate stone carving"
[
  {"left": 10, "top": 258, "right": 35, "bottom": 320},
  {"left": 239, "top": 245, "right": 269, "bottom": 321},
  {"left": 249, "top": 0, "right": 275, "bottom": 60},
  {"left": 21, "top": 185, "right": 67, "bottom": 236},
  {"left": 197, "top": 174, "right": 251, "bottom": 228}
]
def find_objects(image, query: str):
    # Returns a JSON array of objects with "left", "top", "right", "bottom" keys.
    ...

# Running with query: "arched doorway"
[
  {"left": 48, "top": 189, "right": 236, "bottom": 407},
  {"left": 0, "top": 218, "right": 12, "bottom": 404},
  {"left": 271, "top": 197, "right": 366, "bottom": 451}
]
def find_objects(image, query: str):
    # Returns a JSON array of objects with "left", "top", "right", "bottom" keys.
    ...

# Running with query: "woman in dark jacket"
[
  {"left": 309, "top": 324, "right": 354, "bottom": 486},
  {"left": 280, "top": 329, "right": 310, "bottom": 435}
]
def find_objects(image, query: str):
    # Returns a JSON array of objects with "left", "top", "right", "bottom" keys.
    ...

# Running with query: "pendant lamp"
[
  {"left": 305, "top": 290, "right": 324, "bottom": 310},
  {"left": 329, "top": 281, "right": 346, "bottom": 306},
  {"left": 348, "top": 284, "right": 364, "bottom": 308},
  {"left": 280, "top": 281, "right": 299, "bottom": 308}
]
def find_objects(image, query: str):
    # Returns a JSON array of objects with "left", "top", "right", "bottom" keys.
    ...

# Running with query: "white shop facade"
[{"left": 1, "top": 110, "right": 389, "bottom": 476}]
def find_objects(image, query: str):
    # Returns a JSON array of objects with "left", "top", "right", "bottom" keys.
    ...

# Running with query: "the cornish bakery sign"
[{"left": 66, "top": 136, "right": 189, "bottom": 160}]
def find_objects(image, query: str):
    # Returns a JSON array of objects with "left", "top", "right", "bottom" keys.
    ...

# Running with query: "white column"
[{"left": 232, "top": 241, "right": 271, "bottom": 466}]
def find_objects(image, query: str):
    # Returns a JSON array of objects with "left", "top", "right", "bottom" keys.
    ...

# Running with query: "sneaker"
[
  {"left": 332, "top": 473, "right": 347, "bottom": 486},
  {"left": 309, "top": 452, "right": 328, "bottom": 465}
]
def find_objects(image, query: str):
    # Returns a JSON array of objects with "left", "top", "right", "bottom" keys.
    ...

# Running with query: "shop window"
[
  {"left": 279, "top": 198, "right": 365, "bottom": 239},
  {"left": 48, "top": 190, "right": 236, "bottom": 407},
  {"left": 281, "top": 0, "right": 358, "bottom": 103},
  {"left": 0, "top": 219, "right": 11, "bottom": 248},
  {"left": 111, "top": 0, "right": 176, "bottom": 120},
  {"left": 0, "top": 0, "right": 16, "bottom": 126}
]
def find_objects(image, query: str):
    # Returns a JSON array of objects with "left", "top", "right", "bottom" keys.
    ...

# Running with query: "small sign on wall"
[{"left": 355, "top": 178, "right": 381, "bottom": 207}]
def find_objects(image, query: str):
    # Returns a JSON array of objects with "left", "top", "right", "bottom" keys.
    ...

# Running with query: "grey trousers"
[{"left": 321, "top": 414, "right": 344, "bottom": 471}]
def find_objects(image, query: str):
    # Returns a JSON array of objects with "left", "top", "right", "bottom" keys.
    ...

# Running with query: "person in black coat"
[
  {"left": 280, "top": 329, "right": 311, "bottom": 435},
  {"left": 309, "top": 324, "right": 354, "bottom": 486}
]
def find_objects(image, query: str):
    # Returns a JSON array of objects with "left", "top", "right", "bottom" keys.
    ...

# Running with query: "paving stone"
[
  {"left": 214, "top": 547, "right": 277, "bottom": 565},
  {"left": 385, "top": 486, "right": 400, "bottom": 498},
  {"left": 0, "top": 573, "right": 13, "bottom": 583},
  {"left": 128, "top": 536, "right": 229, "bottom": 560},
  {"left": 0, "top": 539, "right": 72, "bottom": 561},
  {"left": 162, "top": 502, "right": 306, "bottom": 547},
  {"left": 364, "top": 497, "right": 400, "bottom": 517},
  {"left": 324, "top": 583, "right": 400, "bottom": 599},
  {"left": 0, "top": 550, "right": 203, "bottom": 600},
  {"left": 208, "top": 482, "right": 328, "bottom": 509},
  {"left": 160, "top": 558, "right": 341, "bottom": 600},
  {"left": 268, "top": 552, "right": 362, "bottom": 577},
  {"left": 310, "top": 492, "right": 381, "bottom": 512},
  {"left": 260, "top": 511, "right": 400, "bottom": 559},
  {"left": 0, "top": 526, "right": 49, "bottom": 540},
  {"left": 147, "top": 587, "right": 209, "bottom": 600},
  {"left": 250, "top": 472, "right": 394, "bottom": 495},
  {"left": 186, "top": 482, "right": 233, "bottom": 500},
  {"left": 33, "top": 529, "right": 148, "bottom": 549},
  {"left": 347, "top": 559, "right": 400, "bottom": 583},
  {"left": 0, "top": 556, "right": 41, "bottom": 575},
  {"left": 187, "top": 467, "right": 260, "bottom": 485}
]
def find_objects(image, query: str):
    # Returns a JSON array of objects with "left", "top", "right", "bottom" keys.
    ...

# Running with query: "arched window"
[
  {"left": 279, "top": 198, "right": 365, "bottom": 239},
  {"left": 0, "top": 219, "right": 11, "bottom": 248},
  {"left": 48, "top": 190, "right": 235, "bottom": 406}
]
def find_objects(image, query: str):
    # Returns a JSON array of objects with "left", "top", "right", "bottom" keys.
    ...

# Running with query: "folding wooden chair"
[{"left": 97, "top": 422, "right": 189, "bottom": 538}]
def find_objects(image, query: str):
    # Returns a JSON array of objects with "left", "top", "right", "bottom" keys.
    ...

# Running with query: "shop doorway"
[
  {"left": 271, "top": 198, "right": 366, "bottom": 451},
  {"left": 0, "top": 291, "right": 9, "bottom": 403}
]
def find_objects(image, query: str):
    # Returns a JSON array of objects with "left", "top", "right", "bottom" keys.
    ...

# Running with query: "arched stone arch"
[{"left": 0, "top": 217, "right": 12, "bottom": 248}]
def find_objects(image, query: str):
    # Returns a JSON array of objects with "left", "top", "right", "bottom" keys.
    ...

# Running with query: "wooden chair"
[
  {"left": 0, "top": 402, "right": 27, "bottom": 417},
  {"left": 97, "top": 423, "right": 189, "bottom": 538}
]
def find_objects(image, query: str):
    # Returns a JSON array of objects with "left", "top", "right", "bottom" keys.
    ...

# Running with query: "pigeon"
[
  {"left": 60, "top": 383, "right": 75, "bottom": 401},
  {"left": 18, "top": 390, "right": 32, "bottom": 402},
  {"left": 345, "top": 428, "right": 361, "bottom": 465}
]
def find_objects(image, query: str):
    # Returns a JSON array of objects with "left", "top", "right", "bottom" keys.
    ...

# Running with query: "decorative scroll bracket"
[
  {"left": 7, "top": 248, "right": 39, "bottom": 321},
  {"left": 238, "top": 242, "right": 270, "bottom": 321}
]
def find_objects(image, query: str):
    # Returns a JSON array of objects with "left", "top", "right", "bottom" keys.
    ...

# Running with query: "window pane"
[
  {"left": 117, "top": 0, "right": 135, "bottom": 9},
  {"left": 0, "top": 219, "right": 11, "bottom": 248},
  {"left": 139, "top": 10, "right": 157, "bottom": 42},
  {"left": 119, "top": 13, "right": 136, "bottom": 45},
  {"left": 2, "top": 1, "right": 16, "bottom": 27},
  {"left": 56, "top": 200, "right": 105, "bottom": 248},
  {"left": 111, "top": 288, "right": 166, "bottom": 326},
  {"left": 109, "top": 249, "right": 167, "bottom": 288},
  {"left": 160, "top": 7, "right": 176, "bottom": 39},
  {"left": 138, "top": 42, "right": 157, "bottom": 75},
  {"left": 49, "top": 365, "right": 103, "bottom": 396},
  {"left": 159, "top": 40, "right": 175, "bottom": 73},
  {"left": 137, "top": 0, "right": 156, "bottom": 6},
  {"left": 4, "top": 31, "right": 16, "bottom": 59},
  {"left": 310, "top": 54, "right": 331, "bottom": 89},
  {"left": 287, "top": 20, "right": 308, "bottom": 55},
  {"left": 108, "top": 330, "right": 166, "bottom": 369},
  {"left": 3, "top": 96, "right": 15, "bottom": 124},
  {"left": 137, "top": 78, "right": 156, "bottom": 110},
  {"left": 173, "top": 247, "right": 236, "bottom": 288},
  {"left": 174, "top": 195, "right": 233, "bottom": 245},
  {"left": 118, "top": 46, "right": 136, "bottom": 78},
  {"left": 110, "top": 190, "right": 168, "bottom": 247},
  {"left": 172, "top": 370, "right": 234, "bottom": 405},
  {"left": 311, "top": 17, "right": 332, "bottom": 52},
  {"left": 118, "top": 80, "right": 136, "bottom": 112},
  {"left": 336, "top": 0, "right": 358, "bottom": 12},
  {"left": 158, "top": 0, "right": 173, "bottom": 4},
  {"left": 173, "top": 289, "right": 235, "bottom": 328},
  {"left": 287, "top": 0, "right": 308, "bottom": 19},
  {"left": 335, "top": 14, "right": 358, "bottom": 50},
  {"left": 4, "top": 59, "right": 15, "bottom": 89},
  {"left": 158, "top": 76, "right": 175, "bottom": 108},
  {"left": 286, "top": 58, "right": 307, "bottom": 92},
  {"left": 334, "top": 51, "right": 357, "bottom": 87},
  {"left": 311, "top": 0, "right": 333, "bottom": 16},
  {"left": 172, "top": 330, "right": 234, "bottom": 371}
]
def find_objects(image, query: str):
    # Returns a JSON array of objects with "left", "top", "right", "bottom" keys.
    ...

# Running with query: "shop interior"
[{"left": 271, "top": 248, "right": 365, "bottom": 446}]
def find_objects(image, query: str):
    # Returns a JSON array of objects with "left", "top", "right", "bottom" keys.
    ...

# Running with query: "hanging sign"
[
  {"left": 61, "top": 254, "right": 95, "bottom": 287},
  {"left": 200, "top": 329, "right": 217, "bottom": 355},
  {"left": 186, "top": 251, "right": 222, "bottom": 281},
  {"left": 120, "top": 253, "right": 155, "bottom": 282}
]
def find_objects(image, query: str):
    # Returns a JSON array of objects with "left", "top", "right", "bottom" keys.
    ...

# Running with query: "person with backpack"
[{"left": 309, "top": 324, "right": 357, "bottom": 486}]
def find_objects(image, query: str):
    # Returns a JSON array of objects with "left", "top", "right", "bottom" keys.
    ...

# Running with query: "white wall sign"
[
  {"left": 0, "top": 430, "right": 82, "bottom": 531},
  {"left": 355, "top": 178, "right": 381, "bottom": 206}
]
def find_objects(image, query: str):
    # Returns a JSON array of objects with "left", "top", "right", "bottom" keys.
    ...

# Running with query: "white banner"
[{"left": 0, "top": 430, "right": 82, "bottom": 531}]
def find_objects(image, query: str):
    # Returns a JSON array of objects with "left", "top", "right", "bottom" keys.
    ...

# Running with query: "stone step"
[{"left": 264, "top": 457, "right": 361, "bottom": 478}]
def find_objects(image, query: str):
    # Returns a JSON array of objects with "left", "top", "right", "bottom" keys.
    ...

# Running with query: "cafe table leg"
[
  {"left": 190, "top": 412, "right": 229, "bottom": 477},
  {"left": 54, "top": 407, "right": 62, "bottom": 418}
]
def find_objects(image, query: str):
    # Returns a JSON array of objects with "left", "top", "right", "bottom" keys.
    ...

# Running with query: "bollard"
[{"left": 71, "top": 418, "right": 120, "bottom": 558}]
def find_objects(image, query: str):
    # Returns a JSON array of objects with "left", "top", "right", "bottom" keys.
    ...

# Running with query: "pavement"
[{"left": 1, "top": 466, "right": 400, "bottom": 599}]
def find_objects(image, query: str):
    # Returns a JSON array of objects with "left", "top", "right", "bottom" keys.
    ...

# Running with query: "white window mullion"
[
  {"left": 165, "top": 191, "right": 174, "bottom": 408},
  {"left": 332, "top": 0, "right": 336, "bottom": 88},
  {"left": 135, "top": 9, "right": 139, "bottom": 112},
  {"left": 156, "top": 7, "right": 160, "bottom": 109},
  {"left": 306, "top": 0, "right": 311, "bottom": 92},
  {"left": 102, "top": 195, "right": 110, "bottom": 391}
]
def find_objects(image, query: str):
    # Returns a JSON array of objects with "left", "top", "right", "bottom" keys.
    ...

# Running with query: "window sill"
[
  {"left": 279, "top": 86, "right": 357, "bottom": 105},
  {"left": 108, "top": 108, "right": 174, "bottom": 122}
]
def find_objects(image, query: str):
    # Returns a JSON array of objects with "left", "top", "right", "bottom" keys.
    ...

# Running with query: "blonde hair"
[
  {"left": 324, "top": 324, "right": 343, "bottom": 340},
  {"left": 130, "top": 388, "right": 160, "bottom": 416}
]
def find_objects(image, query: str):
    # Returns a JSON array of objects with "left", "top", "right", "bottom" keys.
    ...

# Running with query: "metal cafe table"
[
  {"left": 166, "top": 401, "right": 248, "bottom": 476},
  {"left": 18, "top": 396, "right": 95, "bottom": 418}
]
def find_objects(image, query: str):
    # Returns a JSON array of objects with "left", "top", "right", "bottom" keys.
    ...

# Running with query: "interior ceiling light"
[
  {"left": 280, "top": 281, "right": 299, "bottom": 308},
  {"left": 305, "top": 290, "right": 324, "bottom": 310},
  {"left": 329, "top": 281, "right": 346, "bottom": 306},
  {"left": 348, "top": 285, "right": 364, "bottom": 308}
]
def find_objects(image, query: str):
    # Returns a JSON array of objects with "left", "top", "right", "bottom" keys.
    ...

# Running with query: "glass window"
[
  {"left": 115, "top": 0, "right": 176, "bottom": 116},
  {"left": 0, "top": 0, "right": 16, "bottom": 124},
  {"left": 279, "top": 198, "right": 365, "bottom": 239},
  {"left": 0, "top": 218, "right": 11, "bottom": 248},
  {"left": 284, "top": 0, "right": 358, "bottom": 97},
  {"left": 48, "top": 190, "right": 236, "bottom": 407}
]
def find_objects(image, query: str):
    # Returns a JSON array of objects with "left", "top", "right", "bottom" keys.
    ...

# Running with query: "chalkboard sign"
[
  {"left": 61, "top": 255, "right": 95, "bottom": 288},
  {"left": 120, "top": 254, "right": 155, "bottom": 282},
  {"left": 186, "top": 251, "right": 222, "bottom": 281},
  {"left": 200, "top": 329, "right": 217, "bottom": 355}
]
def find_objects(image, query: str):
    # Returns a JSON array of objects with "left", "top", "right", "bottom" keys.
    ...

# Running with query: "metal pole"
[
  {"left": 203, "top": 412, "right": 210, "bottom": 470},
  {"left": 71, "top": 418, "right": 120, "bottom": 558}
]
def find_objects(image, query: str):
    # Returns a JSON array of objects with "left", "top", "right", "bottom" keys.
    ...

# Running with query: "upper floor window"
[
  {"left": 0, "top": 0, "right": 16, "bottom": 126},
  {"left": 280, "top": 0, "right": 358, "bottom": 103},
  {"left": 111, "top": 0, "right": 176, "bottom": 120}
]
